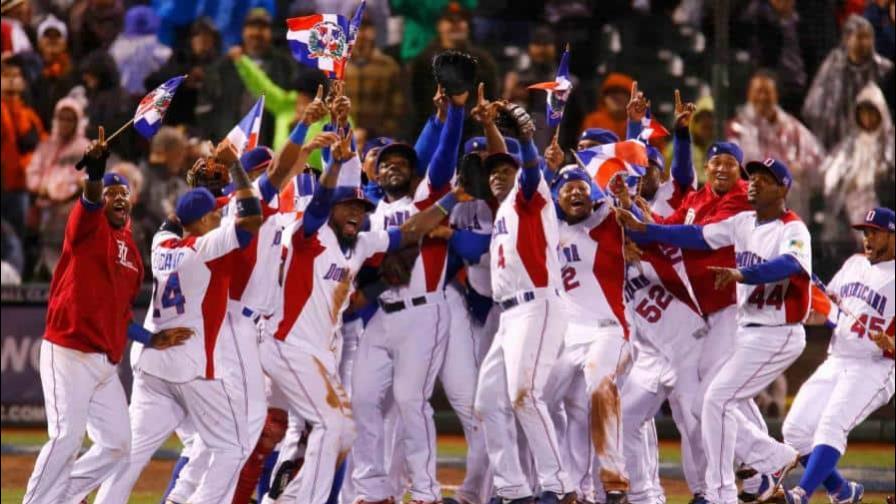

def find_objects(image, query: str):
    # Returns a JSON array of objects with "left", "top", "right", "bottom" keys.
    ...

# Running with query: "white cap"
[{"left": 37, "top": 14, "right": 67, "bottom": 40}]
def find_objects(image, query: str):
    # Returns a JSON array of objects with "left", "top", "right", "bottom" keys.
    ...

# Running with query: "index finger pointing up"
[
  {"left": 477, "top": 82, "right": 485, "bottom": 104},
  {"left": 674, "top": 89, "right": 682, "bottom": 109},
  {"left": 630, "top": 80, "right": 639, "bottom": 100},
  {"left": 98, "top": 125, "right": 105, "bottom": 144},
  {"left": 315, "top": 84, "right": 324, "bottom": 101}
]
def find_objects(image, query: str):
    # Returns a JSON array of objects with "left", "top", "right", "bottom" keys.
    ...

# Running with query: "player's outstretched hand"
[
  {"left": 623, "top": 239, "right": 643, "bottom": 263},
  {"left": 626, "top": 81, "right": 649, "bottom": 123},
  {"left": 614, "top": 207, "right": 647, "bottom": 232},
  {"left": 331, "top": 127, "right": 355, "bottom": 163},
  {"left": 151, "top": 327, "right": 194, "bottom": 349},
  {"left": 869, "top": 330, "right": 895, "bottom": 354},
  {"left": 544, "top": 129, "right": 564, "bottom": 172},
  {"left": 427, "top": 225, "right": 454, "bottom": 241},
  {"left": 673, "top": 89, "right": 697, "bottom": 130},
  {"left": 302, "top": 84, "right": 328, "bottom": 125},
  {"left": 433, "top": 84, "right": 448, "bottom": 123},
  {"left": 470, "top": 82, "right": 500, "bottom": 125},
  {"left": 85, "top": 125, "right": 108, "bottom": 159},
  {"left": 708, "top": 266, "right": 744, "bottom": 290},
  {"left": 214, "top": 139, "right": 240, "bottom": 166},
  {"left": 301, "top": 131, "right": 341, "bottom": 156}
]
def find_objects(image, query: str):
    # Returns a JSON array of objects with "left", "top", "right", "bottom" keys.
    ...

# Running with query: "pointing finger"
[
  {"left": 98, "top": 125, "right": 105, "bottom": 144},
  {"left": 674, "top": 89, "right": 682, "bottom": 109},
  {"left": 477, "top": 82, "right": 485, "bottom": 104},
  {"left": 630, "top": 81, "right": 638, "bottom": 100},
  {"left": 315, "top": 84, "right": 324, "bottom": 101}
]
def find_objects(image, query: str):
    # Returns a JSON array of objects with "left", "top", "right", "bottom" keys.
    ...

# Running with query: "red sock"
[{"left": 231, "top": 408, "right": 288, "bottom": 504}]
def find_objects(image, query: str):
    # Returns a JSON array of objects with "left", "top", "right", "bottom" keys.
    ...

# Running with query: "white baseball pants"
[
  {"left": 702, "top": 325, "right": 805, "bottom": 504},
  {"left": 260, "top": 338, "right": 354, "bottom": 503},
  {"left": 351, "top": 299, "right": 449, "bottom": 501},
  {"left": 474, "top": 294, "right": 573, "bottom": 499},
  {"left": 25, "top": 341, "right": 130, "bottom": 504},
  {"left": 783, "top": 355, "right": 895, "bottom": 456},
  {"left": 95, "top": 371, "right": 250, "bottom": 504}
]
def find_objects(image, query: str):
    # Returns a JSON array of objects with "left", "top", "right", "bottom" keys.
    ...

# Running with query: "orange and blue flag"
[{"left": 528, "top": 46, "right": 572, "bottom": 128}]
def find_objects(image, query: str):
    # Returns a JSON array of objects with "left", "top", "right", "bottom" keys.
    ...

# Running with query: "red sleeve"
[
  {"left": 65, "top": 197, "right": 105, "bottom": 246},
  {"left": 657, "top": 199, "right": 688, "bottom": 224}
]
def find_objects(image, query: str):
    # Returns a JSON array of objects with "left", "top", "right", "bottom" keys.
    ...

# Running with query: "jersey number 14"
[{"left": 152, "top": 273, "right": 186, "bottom": 317}]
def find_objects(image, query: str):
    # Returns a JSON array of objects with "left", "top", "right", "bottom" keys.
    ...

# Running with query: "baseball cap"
[
  {"left": 363, "top": 137, "right": 394, "bottom": 159},
  {"left": 464, "top": 136, "right": 522, "bottom": 162},
  {"left": 483, "top": 152, "right": 520, "bottom": 172},
  {"left": 580, "top": 128, "right": 620, "bottom": 146},
  {"left": 464, "top": 136, "right": 487, "bottom": 154},
  {"left": 439, "top": 1, "right": 471, "bottom": 22},
  {"left": 240, "top": 146, "right": 274, "bottom": 173},
  {"left": 244, "top": 7, "right": 272, "bottom": 27},
  {"left": 646, "top": 145, "right": 665, "bottom": 171},
  {"left": 707, "top": 141, "right": 744, "bottom": 165},
  {"left": 852, "top": 207, "right": 896, "bottom": 233},
  {"left": 176, "top": 188, "right": 217, "bottom": 226},
  {"left": 37, "top": 14, "right": 68, "bottom": 40},
  {"left": 332, "top": 186, "right": 376, "bottom": 212},
  {"left": 375, "top": 143, "right": 418, "bottom": 172},
  {"left": 124, "top": 5, "right": 160, "bottom": 36},
  {"left": 743, "top": 158, "right": 792, "bottom": 190},
  {"left": 103, "top": 172, "right": 129, "bottom": 189}
]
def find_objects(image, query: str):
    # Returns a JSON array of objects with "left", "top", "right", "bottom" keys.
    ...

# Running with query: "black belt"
[
  {"left": 379, "top": 296, "right": 429, "bottom": 314},
  {"left": 499, "top": 291, "right": 536, "bottom": 310}
]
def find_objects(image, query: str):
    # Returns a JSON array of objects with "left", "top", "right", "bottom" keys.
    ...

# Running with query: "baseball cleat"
[
  {"left": 829, "top": 481, "right": 865, "bottom": 504},
  {"left": 759, "top": 457, "right": 800, "bottom": 502},
  {"left": 689, "top": 493, "right": 708, "bottom": 504},
  {"left": 487, "top": 497, "right": 537, "bottom": 504},
  {"left": 605, "top": 490, "right": 629, "bottom": 504},
  {"left": 782, "top": 487, "right": 809, "bottom": 504}
]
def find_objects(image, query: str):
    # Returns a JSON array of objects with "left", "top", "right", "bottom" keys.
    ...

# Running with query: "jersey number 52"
[{"left": 635, "top": 285, "right": 673, "bottom": 323}]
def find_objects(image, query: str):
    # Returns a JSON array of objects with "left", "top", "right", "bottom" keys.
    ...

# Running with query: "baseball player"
[
  {"left": 544, "top": 156, "right": 649, "bottom": 503},
  {"left": 350, "top": 86, "right": 466, "bottom": 503},
  {"left": 778, "top": 207, "right": 895, "bottom": 504},
  {"left": 619, "top": 158, "right": 811, "bottom": 504},
  {"left": 24, "top": 130, "right": 190, "bottom": 504},
  {"left": 95, "top": 141, "right": 263, "bottom": 504},
  {"left": 620, "top": 91, "right": 708, "bottom": 504},
  {"left": 472, "top": 102, "right": 576, "bottom": 502}
]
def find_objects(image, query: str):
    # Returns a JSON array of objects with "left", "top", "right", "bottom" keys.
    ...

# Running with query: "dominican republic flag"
[
  {"left": 287, "top": 14, "right": 351, "bottom": 79},
  {"left": 578, "top": 140, "right": 648, "bottom": 191},
  {"left": 346, "top": 0, "right": 366, "bottom": 58},
  {"left": 528, "top": 46, "right": 572, "bottom": 128},
  {"left": 133, "top": 75, "right": 185, "bottom": 138},
  {"left": 226, "top": 96, "right": 264, "bottom": 156},
  {"left": 639, "top": 108, "right": 670, "bottom": 141}
]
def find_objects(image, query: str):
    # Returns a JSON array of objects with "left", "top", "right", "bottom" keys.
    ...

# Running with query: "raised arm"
[
  {"left": 427, "top": 92, "right": 467, "bottom": 190},
  {"left": 215, "top": 140, "right": 263, "bottom": 239},
  {"left": 269, "top": 85, "right": 329, "bottom": 190},
  {"left": 470, "top": 83, "right": 507, "bottom": 154},
  {"left": 302, "top": 129, "right": 353, "bottom": 237},
  {"left": 414, "top": 86, "right": 447, "bottom": 174},
  {"left": 626, "top": 80, "right": 648, "bottom": 140},
  {"left": 670, "top": 90, "right": 696, "bottom": 189},
  {"left": 80, "top": 126, "right": 109, "bottom": 204}
]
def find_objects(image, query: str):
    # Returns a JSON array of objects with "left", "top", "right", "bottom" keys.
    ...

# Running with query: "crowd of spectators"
[{"left": 1, "top": 0, "right": 894, "bottom": 285}]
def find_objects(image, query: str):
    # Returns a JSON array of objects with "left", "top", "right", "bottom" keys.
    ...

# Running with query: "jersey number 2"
[{"left": 153, "top": 273, "right": 186, "bottom": 317}]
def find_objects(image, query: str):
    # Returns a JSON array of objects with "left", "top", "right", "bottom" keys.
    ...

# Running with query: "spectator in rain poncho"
[
  {"left": 820, "top": 82, "right": 895, "bottom": 258},
  {"left": 802, "top": 14, "right": 893, "bottom": 150},
  {"left": 109, "top": 5, "right": 172, "bottom": 96},
  {"left": 25, "top": 97, "right": 90, "bottom": 277}
]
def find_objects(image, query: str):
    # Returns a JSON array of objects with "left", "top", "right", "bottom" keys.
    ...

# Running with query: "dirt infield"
[{"left": 1, "top": 454, "right": 176, "bottom": 492}]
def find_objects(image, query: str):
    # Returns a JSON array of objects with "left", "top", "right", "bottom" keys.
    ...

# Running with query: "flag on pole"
[
  {"left": 579, "top": 140, "right": 649, "bottom": 167},
  {"left": 346, "top": 0, "right": 366, "bottom": 58},
  {"left": 133, "top": 75, "right": 185, "bottom": 138},
  {"left": 638, "top": 107, "right": 670, "bottom": 141},
  {"left": 226, "top": 96, "right": 265, "bottom": 156},
  {"left": 528, "top": 46, "right": 572, "bottom": 128},
  {"left": 286, "top": 14, "right": 351, "bottom": 79}
]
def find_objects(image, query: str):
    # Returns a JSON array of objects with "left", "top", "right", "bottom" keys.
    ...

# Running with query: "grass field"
[{"left": 2, "top": 428, "right": 893, "bottom": 503}]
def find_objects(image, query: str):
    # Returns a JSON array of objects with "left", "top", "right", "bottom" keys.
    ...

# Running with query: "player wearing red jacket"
[{"left": 24, "top": 129, "right": 190, "bottom": 504}]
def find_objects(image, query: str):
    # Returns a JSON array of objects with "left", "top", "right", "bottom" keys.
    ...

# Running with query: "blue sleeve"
[
  {"left": 127, "top": 323, "right": 152, "bottom": 345},
  {"left": 235, "top": 226, "right": 254, "bottom": 248},
  {"left": 427, "top": 104, "right": 464, "bottom": 189},
  {"left": 288, "top": 121, "right": 309, "bottom": 146},
  {"left": 449, "top": 230, "right": 491, "bottom": 263},
  {"left": 740, "top": 254, "right": 803, "bottom": 285},
  {"left": 303, "top": 185, "right": 335, "bottom": 237},
  {"left": 80, "top": 196, "right": 103, "bottom": 211},
  {"left": 519, "top": 139, "right": 542, "bottom": 200},
  {"left": 626, "top": 120, "right": 643, "bottom": 140},
  {"left": 414, "top": 115, "right": 444, "bottom": 176},
  {"left": 629, "top": 223, "right": 711, "bottom": 250},
  {"left": 670, "top": 126, "right": 694, "bottom": 189},
  {"left": 257, "top": 173, "right": 278, "bottom": 203},
  {"left": 386, "top": 228, "right": 402, "bottom": 252}
]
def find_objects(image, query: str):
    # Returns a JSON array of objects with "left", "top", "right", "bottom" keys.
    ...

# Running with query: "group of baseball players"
[{"left": 23, "top": 56, "right": 895, "bottom": 504}]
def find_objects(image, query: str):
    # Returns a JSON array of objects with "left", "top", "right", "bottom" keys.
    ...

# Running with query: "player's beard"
[{"left": 337, "top": 232, "right": 358, "bottom": 249}]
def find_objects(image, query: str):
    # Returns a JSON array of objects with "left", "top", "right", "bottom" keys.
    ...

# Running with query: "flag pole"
[{"left": 105, "top": 119, "right": 134, "bottom": 143}]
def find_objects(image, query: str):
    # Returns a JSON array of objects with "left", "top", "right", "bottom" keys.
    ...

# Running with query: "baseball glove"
[
  {"left": 500, "top": 102, "right": 536, "bottom": 139},
  {"left": 186, "top": 155, "right": 230, "bottom": 196},
  {"left": 457, "top": 153, "right": 491, "bottom": 200},
  {"left": 432, "top": 51, "right": 478, "bottom": 96}
]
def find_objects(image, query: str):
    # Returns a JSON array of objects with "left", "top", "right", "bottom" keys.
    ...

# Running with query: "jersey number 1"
[{"left": 152, "top": 273, "right": 186, "bottom": 317}]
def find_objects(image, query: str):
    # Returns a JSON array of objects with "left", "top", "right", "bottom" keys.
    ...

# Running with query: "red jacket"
[
  {"left": 44, "top": 198, "right": 144, "bottom": 363},
  {"left": 657, "top": 179, "right": 752, "bottom": 316}
]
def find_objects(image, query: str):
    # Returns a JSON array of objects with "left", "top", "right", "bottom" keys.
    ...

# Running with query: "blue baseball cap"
[
  {"left": 464, "top": 136, "right": 522, "bottom": 160},
  {"left": 852, "top": 207, "right": 896, "bottom": 233},
  {"left": 176, "top": 187, "right": 217, "bottom": 226},
  {"left": 579, "top": 128, "right": 620, "bottom": 145},
  {"left": 240, "top": 146, "right": 274, "bottom": 173},
  {"left": 362, "top": 137, "right": 394, "bottom": 159},
  {"left": 102, "top": 172, "right": 129, "bottom": 189},
  {"left": 483, "top": 152, "right": 520, "bottom": 172},
  {"left": 375, "top": 143, "right": 418, "bottom": 173},
  {"left": 464, "top": 136, "right": 487, "bottom": 154},
  {"left": 744, "top": 158, "right": 792, "bottom": 190},
  {"left": 332, "top": 186, "right": 376, "bottom": 212},
  {"left": 646, "top": 145, "right": 665, "bottom": 171},
  {"left": 552, "top": 167, "right": 596, "bottom": 195},
  {"left": 707, "top": 141, "right": 744, "bottom": 165}
]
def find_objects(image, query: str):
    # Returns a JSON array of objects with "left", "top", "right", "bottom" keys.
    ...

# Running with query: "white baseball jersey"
[
  {"left": 450, "top": 199, "right": 495, "bottom": 297},
  {"left": 826, "top": 255, "right": 895, "bottom": 360},
  {"left": 369, "top": 175, "right": 449, "bottom": 302},
  {"left": 490, "top": 176, "right": 561, "bottom": 302},
  {"left": 138, "top": 221, "right": 242, "bottom": 382},
  {"left": 557, "top": 203, "right": 628, "bottom": 335},
  {"left": 702, "top": 210, "right": 813, "bottom": 326},
  {"left": 269, "top": 221, "right": 393, "bottom": 356}
]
